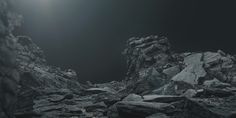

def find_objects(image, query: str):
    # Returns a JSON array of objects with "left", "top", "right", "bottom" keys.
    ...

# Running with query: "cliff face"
[{"left": 0, "top": 0, "right": 21, "bottom": 118}]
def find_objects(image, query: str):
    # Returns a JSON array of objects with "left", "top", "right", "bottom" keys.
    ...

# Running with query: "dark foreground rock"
[{"left": 0, "top": 0, "right": 22, "bottom": 117}]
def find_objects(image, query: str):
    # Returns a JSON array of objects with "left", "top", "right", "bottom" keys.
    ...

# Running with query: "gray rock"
[
  {"left": 107, "top": 103, "right": 120, "bottom": 118},
  {"left": 172, "top": 62, "right": 207, "bottom": 86},
  {"left": 181, "top": 89, "right": 197, "bottom": 98},
  {"left": 85, "top": 87, "right": 116, "bottom": 94},
  {"left": 163, "top": 65, "right": 181, "bottom": 79},
  {"left": 152, "top": 81, "right": 193, "bottom": 96},
  {"left": 203, "top": 52, "right": 222, "bottom": 66},
  {"left": 146, "top": 113, "right": 170, "bottom": 118},
  {"left": 123, "top": 35, "right": 173, "bottom": 77},
  {"left": 143, "top": 95, "right": 184, "bottom": 103},
  {"left": 115, "top": 101, "right": 175, "bottom": 118},
  {"left": 195, "top": 88, "right": 234, "bottom": 98},
  {"left": 123, "top": 67, "right": 167, "bottom": 95},
  {"left": 204, "top": 78, "right": 231, "bottom": 88},
  {"left": 183, "top": 96, "right": 236, "bottom": 118},
  {"left": 84, "top": 102, "right": 107, "bottom": 112},
  {"left": 123, "top": 94, "right": 143, "bottom": 102},
  {"left": 184, "top": 53, "right": 203, "bottom": 66},
  {"left": 232, "top": 76, "right": 236, "bottom": 86},
  {"left": 93, "top": 92, "right": 121, "bottom": 107}
]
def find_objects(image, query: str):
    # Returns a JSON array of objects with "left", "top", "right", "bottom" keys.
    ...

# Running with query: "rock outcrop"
[
  {"left": 14, "top": 36, "right": 85, "bottom": 117},
  {"left": 112, "top": 35, "right": 236, "bottom": 118}
]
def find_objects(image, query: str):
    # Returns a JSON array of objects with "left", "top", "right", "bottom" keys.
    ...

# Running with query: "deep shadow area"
[{"left": 14, "top": 0, "right": 236, "bottom": 83}]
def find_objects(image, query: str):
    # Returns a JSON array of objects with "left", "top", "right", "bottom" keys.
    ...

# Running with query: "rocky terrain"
[
  {"left": 1, "top": 0, "right": 236, "bottom": 118},
  {"left": 11, "top": 35, "right": 236, "bottom": 118}
]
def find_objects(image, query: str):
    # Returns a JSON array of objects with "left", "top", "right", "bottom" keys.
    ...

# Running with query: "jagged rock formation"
[
  {"left": 110, "top": 35, "right": 236, "bottom": 118},
  {"left": 14, "top": 36, "right": 84, "bottom": 118},
  {"left": 1, "top": 1, "right": 236, "bottom": 117},
  {"left": 11, "top": 34, "right": 236, "bottom": 118}
]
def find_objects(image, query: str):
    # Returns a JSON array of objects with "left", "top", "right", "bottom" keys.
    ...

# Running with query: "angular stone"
[
  {"left": 181, "top": 89, "right": 197, "bottom": 98},
  {"left": 146, "top": 113, "right": 170, "bottom": 118},
  {"left": 85, "top": 87, "right": 116, "bottom": 94},
  {"left": 93, "top": 92, "right": 121, "bottom": 106},
  {"left": 116, "top": 101, "right": 175, "bottom": 118},
  {"left": 204, "top": 78, "right": 231, "bottom": 88},
  {"left": 184, "top": 53, "right": 203, "bottom": 66},
  {"left": 163, "top": 65, "right": 181, "bottom": 79},
  {"left": 172, "top": 63, "right": 207, "bottom": 86},
  {"left": 123, "top": 94, "right": 143, "bottom": 102},
  {"left": 203, "top": 52, "right": 222, "bottom": 66},
  {"left": 184, "top": 96, "right": 236, "bottom": 118},
  {"left": 232, "top": 76, "right": 236, "bottom": 86},
  {"left": 143, "top": 95, "right": 184, "bottom": 103},
  {"left": 124, "top": 67, "right": 167, "bottom": 95},
  {"left": 195, "top": 88, "right": 234, "bottom": 98},
  {"left": 107, "top": 104, "right": 120, "bottom": 118},
  {"left": 84, "top": 102, "right": 107, "bottom": 112}
]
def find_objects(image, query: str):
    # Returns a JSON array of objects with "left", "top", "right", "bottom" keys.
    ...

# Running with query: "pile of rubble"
[{"left": 113, "top": 35, "right": 236, "bottom": 118}]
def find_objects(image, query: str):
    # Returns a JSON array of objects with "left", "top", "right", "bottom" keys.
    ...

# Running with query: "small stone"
[
  {"left": 143, "top": 95, "right": 184, "bottom": 103},
  {"left": 146, "top": 113, "right": 169, "bottom": 118},
  {"left": 204, "top": 78, "right": 231, "bottom": 88},
  {"left": 122, "top": 94, "right": 143, "bottom": 102},
  {"left": 181, "top": 89, "right": 197, "bottom": 98}
]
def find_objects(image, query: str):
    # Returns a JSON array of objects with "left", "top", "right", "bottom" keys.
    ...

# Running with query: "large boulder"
[
  {"left": 171, "top": 62, "right": 207, "bottom": 87},
  {"left": 120, "top": 67, "right": 168, "bottom": 95},
  {"left": 123, "top": 35, "right": 176, "bottom": 78}
]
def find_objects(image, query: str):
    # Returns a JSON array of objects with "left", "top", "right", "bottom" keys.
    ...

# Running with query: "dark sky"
[{"left": 14, "top": 0, "right": 236, "bottom": 83}]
